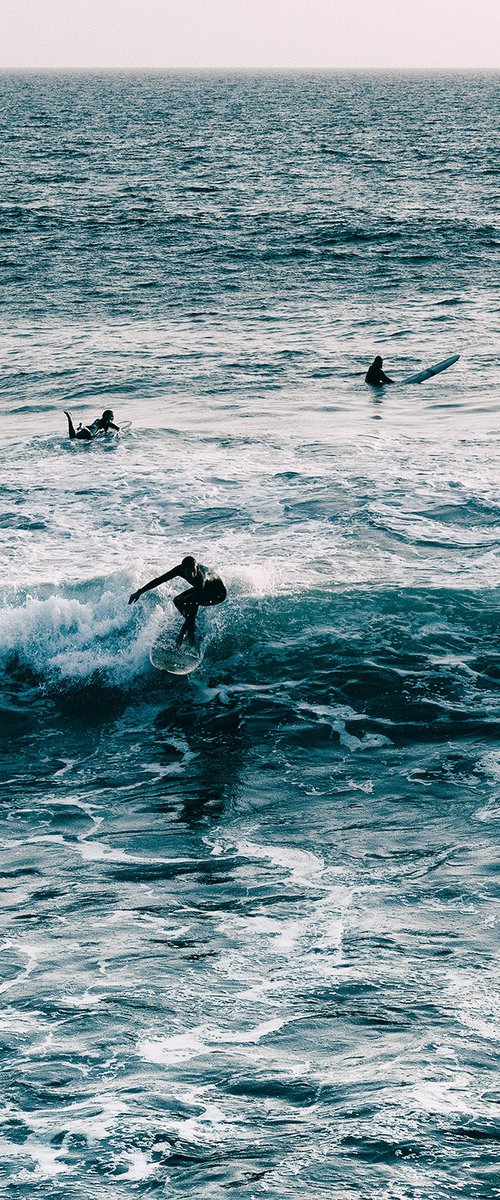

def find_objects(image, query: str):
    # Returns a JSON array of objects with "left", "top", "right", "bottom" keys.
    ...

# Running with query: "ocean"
[{"left": 0, "top": 71, "right": 499, "bottom": 1198}]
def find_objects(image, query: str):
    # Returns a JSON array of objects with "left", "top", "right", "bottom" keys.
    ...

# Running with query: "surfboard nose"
[{"left": 402, "top": 354, "right": 460, "bottom": 385}]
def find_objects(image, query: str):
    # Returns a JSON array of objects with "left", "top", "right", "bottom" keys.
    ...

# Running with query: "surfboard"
[
  {"left": 402, "top": 354, "right": 460, "bottom": 385},
  {"left": 150, "top": 630, "right": 203, "bottom": 675}
]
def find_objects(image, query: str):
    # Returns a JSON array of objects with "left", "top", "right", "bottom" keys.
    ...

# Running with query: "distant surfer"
[
  {"left": 365, "top": 357, "right": 394, "bottom": 386},
  {"left": 129, "top": 556, "right": 227, "bottom": 644},
  {"left": 64, "top": 409, "right": 120, "bottom": 440}
]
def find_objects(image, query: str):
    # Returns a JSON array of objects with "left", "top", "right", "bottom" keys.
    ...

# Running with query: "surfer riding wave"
[{"left": 129, "top": 556, "right": 227, "bottom": 644}]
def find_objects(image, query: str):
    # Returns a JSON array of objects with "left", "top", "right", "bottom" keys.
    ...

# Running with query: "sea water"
[{"left": 0, "top": 72, "right": 499, "bottom": 1198}]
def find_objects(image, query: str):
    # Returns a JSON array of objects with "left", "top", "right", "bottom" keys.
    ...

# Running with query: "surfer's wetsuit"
[
  {"left": 365, "top": 357, "right": 394, "bottom": 386},
  {"left": 129, "top": 556, "right": 227, "bottom": 643},
  {"left": 65, "top": 409, "right": 120, "bottom": 440}
]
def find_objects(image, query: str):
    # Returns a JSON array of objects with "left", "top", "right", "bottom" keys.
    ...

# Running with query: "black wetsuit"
[
  {"left": 65, "top": 412, "right": 120, "bottom": 440},
  {"left": 365, "top": 362, "right": 394, "bottom": 386},
  {"left": 129, "top": 559, "right": 227, "bottom": 644},
  {"left": 173, "top": 564, "right": 227, "bottom": 629}
]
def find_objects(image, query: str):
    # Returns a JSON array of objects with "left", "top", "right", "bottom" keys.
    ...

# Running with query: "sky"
[{"left": 1, "top": 0, "right": 499, "bottom": 71}]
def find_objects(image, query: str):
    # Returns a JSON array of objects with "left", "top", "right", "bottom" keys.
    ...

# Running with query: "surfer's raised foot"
[{"left": 64, "top": 410, "right": 77, "bottom": 439}]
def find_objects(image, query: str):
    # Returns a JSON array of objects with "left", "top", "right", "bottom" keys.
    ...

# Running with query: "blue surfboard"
[{"left": 402, "top": 354, "right": 460, "bottom": 385}]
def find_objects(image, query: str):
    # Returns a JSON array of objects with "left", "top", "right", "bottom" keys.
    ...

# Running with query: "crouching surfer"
[
  {"left": 365, "top": 356, "right": 394, "bottom": 386},
  {"left": 129, "top": 556, "right": 227, "bottom": 644},
  {"left": 64, "top": 408, "right": 120, "bottom": 440}
]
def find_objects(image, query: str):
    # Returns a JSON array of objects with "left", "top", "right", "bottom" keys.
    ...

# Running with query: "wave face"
[{"left": 0, "top": 72, "right": 499, "bottom": 1199}]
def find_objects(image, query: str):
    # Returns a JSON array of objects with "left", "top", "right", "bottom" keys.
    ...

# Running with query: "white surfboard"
[
  {"left": 402, "top": 354, "right": 460, "bottom": 385},
  {"left": 150, "top": 630, "right": 203, "bottom": 675}
]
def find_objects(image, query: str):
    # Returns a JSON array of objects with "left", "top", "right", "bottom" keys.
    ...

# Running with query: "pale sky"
[{"left": 1, "top": 0, "right": 499, "bottom": 70}]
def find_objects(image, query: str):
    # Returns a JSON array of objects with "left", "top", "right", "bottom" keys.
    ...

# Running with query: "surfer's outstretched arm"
[
  {"left": 380, "top": 371, "right": 394, "bottom": 384},
  {"left": 129, "top": 565, "right": 182, "bottom": 604}
]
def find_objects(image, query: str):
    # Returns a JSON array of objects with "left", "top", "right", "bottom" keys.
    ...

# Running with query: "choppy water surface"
[{"left": 0, "top": 72, "right": 499, "bottom": 1198}]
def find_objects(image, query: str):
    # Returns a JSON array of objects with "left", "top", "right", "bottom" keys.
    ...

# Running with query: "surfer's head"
[
  {"left": 181, "top": 555, "right": 197, "bottom": 578},
  {"left": 102, "top": 409, "right": 114, "bottom": 423},
  {"left": 373, "top": 356, "right": 383, "bottom": 368}
]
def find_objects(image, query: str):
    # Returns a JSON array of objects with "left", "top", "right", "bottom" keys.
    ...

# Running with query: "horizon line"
[{"left": 0, "top": 65, "right": 499, "bottom": 73}]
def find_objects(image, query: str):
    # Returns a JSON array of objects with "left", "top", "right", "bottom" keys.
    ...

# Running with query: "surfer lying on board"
[
  {"left": 64, "top": 409, "right": 120, "bottom": 440},
  {"left": 129, "top": 556, "right": 227, "bottom": 644},
  {"left": 365, "top": 357, "right": 394, "bottom": 386}
]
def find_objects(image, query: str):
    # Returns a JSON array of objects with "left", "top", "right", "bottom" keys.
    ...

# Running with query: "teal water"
[{"left": 0, "top": 72, "right": 499, "bottom": 1198}]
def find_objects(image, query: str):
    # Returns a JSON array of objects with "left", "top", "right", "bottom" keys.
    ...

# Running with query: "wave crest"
[{"left": 0, "top": 582, "right": 162, "bottom": 684}]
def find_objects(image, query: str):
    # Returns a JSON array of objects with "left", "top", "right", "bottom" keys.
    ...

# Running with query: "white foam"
[
  {"left": 138, "top": 1017, "right": 285, "bottom": 1067},
  {"left": 60, "top": 989, "right": 104, "bottom": 1009},
  {"left": 0, "top": 1009, "right": 48, "bottom": 1035},
  {"left": 138, "top": 1031, "right": 207, "bottom": 1066},
  {"left": 77, "top": 839, "right": 143, "bottom": 864},
  {"left": 207, "top": 1017, "right": 285, "bottom": 1044},
  {"left": 166, "top": 1106, "right": 230, "bottom": 1146},
  {"left": 0, "top": 585, "right": 159, "bottom": 683},
  {"left": 27, "top": 1094, "right": 129, "bottom": 1143},
  {"left": 115, "top": 1150, "right": 154, "bottom": 1181},
  {"left": 76, "top": 838, "right": 199, "bottom": 870},
  {"left": 445, "top": 967, "right": 500, "bottom": 1041},
  {"left": 18, "top": 1140, "right": 70, "bottom": 1178},
  {"left": 412, "top": 1076, "right": 475, "bottom": 1117},
  {"left": 229, "top": 562, "right": 285, "bottom": 597},
  {"left": 474, "top": 801, "right": 500, "bottom": 822},
  {"left": 211, "top": 834, "right": 325, "bottom": 885},
  {"left": 0, "top": 939, "right": 42, "bottom": 995}
]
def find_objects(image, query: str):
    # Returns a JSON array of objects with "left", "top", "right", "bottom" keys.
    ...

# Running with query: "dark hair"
[
  {"left": 102, "top": 409, "right": 114, "bottom": 422},
  {"left": 181, "top": 555, "right": 196, "bottom": 572},
  {"left": 374, "top": 356, "right": 383, "bottom": 367}
]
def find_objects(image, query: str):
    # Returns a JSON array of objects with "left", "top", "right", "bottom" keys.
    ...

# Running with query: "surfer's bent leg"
[
  {"left": 173, "top": 588, "right": 196, "bottom": 618},
  {"left": 174, "top": 580, "right": 226, "bottom": 644},
  {"left": 174, "top": 588, "right": 199, "bottom": 643}
]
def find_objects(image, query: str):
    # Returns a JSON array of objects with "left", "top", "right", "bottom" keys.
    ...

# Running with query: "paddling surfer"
[
  {"left": 64, "top": 408, "right": 120, "bottom": 440},
  {"left": 365, "top": 357, "right": 394, "bottom": 386},
  {"left": 129, "top": 556, "right": 227, "bottom": 644}
]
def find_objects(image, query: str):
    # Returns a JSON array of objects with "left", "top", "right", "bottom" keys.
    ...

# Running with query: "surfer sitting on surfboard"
[
  {"left": 64, "top": 409, "right": 120, "bottom": 441},
  {"left": 365, "top": 357, "right": 394, "bottom": 386},
  {"left": 129, "top": 556, "right": 227, "bottom": 644}
]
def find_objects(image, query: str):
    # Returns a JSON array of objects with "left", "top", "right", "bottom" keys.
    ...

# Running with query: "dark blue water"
[{"left": 1, "top": 72, "right": 499, "bottom": 1198}]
